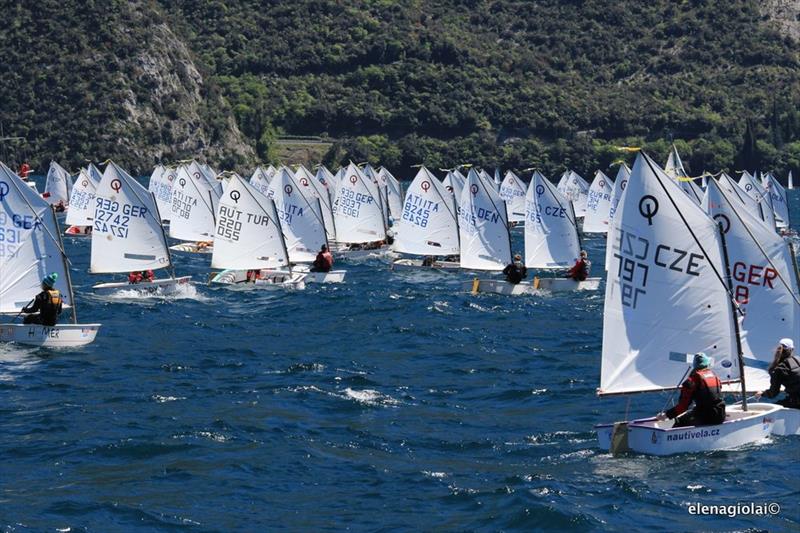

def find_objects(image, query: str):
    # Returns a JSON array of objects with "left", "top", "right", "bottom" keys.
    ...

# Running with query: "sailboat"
[
  {"left": 761, "top": 172, "right": 790, "bottom": 229},
  {"left": 391, "top": 166, "right": 460, "bottom": 270},
  {"left": 148, "top": 164, "right": 175, "bottom": 224},
  {"left": 583, "top": 170, "right": 614, "bottom": 234},
  {"left": 168, "top": 162, "right": 222, "bottom": 253},
  {"left": 90, "top": 162, "right": 191, "bottom": 294},
  {"left": 378, "top": 167, "right": 404, "bottom": 224},
  {"left": 64, "top": 167, "right": 102, "bottom": 236},
  {"left": 268, "top": 168, "right": 345, "bottom": 283},
  {"left": 249, "top": 165, "right": 274, "bottom": 197},
  {"left": 43, "top": 161, "right": 73, "bottom": 212},
  {"left": 664, "top": 144, "right": 703, "bottom": 204},
  {"left": 441, "top": 170, "right": 465, "bottom": 206},
  {"left": 208, "top": 174, "right": 305, "bottom": 290},
  {"left": 0, "top": 162, "right": 100, "bottom": 346},
  {"left": 331, "top": 162, "right": 390, "bottom": 260},
  {"left": 458, "top": 169, "right": 515, "bottom": 294},
  {"left": 595, "top": 152, "right": 781, "bottom": 455},
  {"left": 296, "top": 164, "right": 337, "bottom": 243},
  {"left": 498, "top": 170, "right": 527, "bottom": 224},
  {"left": 788, "top": 170, "right": 794, "bottom": 190},
  {"left": 560, "top": 170, "right": 589, "bottom": 218},
  {"left": 738, "top": 171, "right": 777, "bottom": 230}
]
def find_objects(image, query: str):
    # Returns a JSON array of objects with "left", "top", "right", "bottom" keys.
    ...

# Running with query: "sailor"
[
  {"left": 128, "top": 270, "right": 154, "bottom": 284},
  {"left": 421, "top": 256, "right": 435, "bottom": 267},
  {"left": 755, "top": 338, "right": 800, "bottom": 408},
  {"left": 502, "top": 254, "right": 527, "bottom": 284},
  {"left": 21, "top": 273, "right": 63, "bottom": 326},
  {"left": 142, "top": 270, "right": 154, "bottom": 282},
  {"left": 54, "top": 200, "right": 66, "bottom": 213},
  {"left": 311, "top": 244, "right": 334, "bottom": 273},
  {"left": 245, "top": 269, "right": 262, "bottom": 283},
  {"left": 657, "top": 352, "right": 726, "bottom": 427},
  {"left": 18, "top": 162, "right": 31, "bottom": 180},
  {"left": 566, "top": 250, "right": 590, "bottom": 281}
]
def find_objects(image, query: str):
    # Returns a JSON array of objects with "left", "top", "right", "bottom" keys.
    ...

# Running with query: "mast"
[
  {"left": 52, "top": 206, "right": 78, "bottom": 324},
  {"left": 718, "top": 222, "right": 747, "bottom": 411}
]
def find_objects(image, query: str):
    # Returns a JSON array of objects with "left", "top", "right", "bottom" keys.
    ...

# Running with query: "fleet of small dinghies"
[{"left": 2, "top": 153, "right": 798, "bottom": 454}]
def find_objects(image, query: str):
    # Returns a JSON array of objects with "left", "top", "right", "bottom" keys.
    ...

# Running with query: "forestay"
[
  {"left": 459, "top": 169, "right": 511, "bottom": 271},
  {"left": 90, "top": 162, "right": 171, "bottom": 274},
  {"left": 394, "top": 166, "right": 459, "bottom": 256},
  {"left": 211, "top": 175, "right": 289, "bottom": 270},
  {"left": 168, "top": 165, "right": 219, "bottom": 242},
  {"left": 44, "top": 161, "right": 73, "bottom": 205},
  {"left": 0, "top": 163, "right": 71, "bottom": 312},
  {"left": 703, "top": 178, "right": 800, "bottom": 391},
  {"left": 499, "top": 171, "right": 527, "bottom": 223},
  {"left": 600, "top": 152, "right": 739, "bottom": 396},
  {"left": 266, "top": 168, "right": 327, "bottom": 263},
  {"left": 65, "top": 168, "right": 101, "bottom": 227},
  {"left": 583, "top": 170, "right": 613, "bottom": 233},
  {"left": 332, "top": 163, "right": 387, "bottom": 244},
  {"left": 524, "top": 171, "right": 580, "bottom": 268}
]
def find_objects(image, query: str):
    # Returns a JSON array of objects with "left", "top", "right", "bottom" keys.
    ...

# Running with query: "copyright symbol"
[{"left": 768, "top": 502, "right": 780, "bottom": 515}]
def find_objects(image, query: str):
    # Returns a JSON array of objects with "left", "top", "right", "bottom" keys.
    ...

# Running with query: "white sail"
[
  {"left": 459, "top": 169, "right": 511, "bottom": 270},
  {"left": 739, "top": 171, "right": 776, "bottom": 230},
  {"left": 363, "top": 164, "right": 389, "bottom": 226},
  {"left": 499, "top": 171, "right": 527, "bottom": 223},
  {"left": 288, "top": 165, "right": 335, "bottom": 242},
  {"left": 0, "top": 163, "right": 72, "bottom": 312},
  {"left": 168, "top": 165, "right": 219, "bottom": 242},
  {"left": 442, "top": 171, "right": 465, "bottom": 206},
  {"left": 789, "top": 170, "right": 794, "bottom": 190},
  {"left": 211, "top": 175, "right": 289, "bottom": 270},
  {"left": 718, "top": 172, "right": 762, "bottom": 219},
  {"left": 605, "top": 164, "right": 631, "bottom": 271},
  {"left": 43, "top": 161, "right": 72, "bottom": 205},
  {"left": 395, "top": 166, "right": 459, "bottom": 256},
  {"left": 600, "top": 152, "right": 740, "bottom": 395},
  {"left": 87, "top": 163, "right": 103, "bottom": 184},
  {"left": 762, "top": 173, "right": 789, "bottom": 228},
  {"left": 524, "top": 171, "right": 580, "bottom": 268},
  {"left": 493, "top": 168, "right": 502, "bottom": 191},
  {"left": 249, "top": 166, "right": 273, "bottom": 197},
  {"left": 65, "top": 169, "right": 101, "bottom": 226},
  {"left": 378, "top": 167, "right": 403, "bottom": 219},
  {"left": 266, "top": 168, "right": 327, "bottom": 263},
  {"left": 583, "top": 170, "right": 614, "bottom": 233},
  {"left": 561, "top": 171, "right": 589, "bottom": 217},
  {"left": 331, "top": 163, "right": 387, "bottom": 244},
  {"left": 148, "top": 164, "right": 175, "bottom": 223},
  {"left": 90, "top": 162, "right": 170, "bottom": 274},
  {"left": 703, "top": 178, "right": 800, "bottom": 391},
  {"left": 556, "top": 170, "right": 570, "bottom": 193},
  {"left": 664, "top": 145, "right": 702, "bottom": 204}
]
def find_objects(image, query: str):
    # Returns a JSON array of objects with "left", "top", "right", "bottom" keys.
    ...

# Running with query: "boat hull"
[
  {"left": 169, "top": 242, "right": 213, "bottom": 254},
  {"left": 0, "top": 323, "right": 101, "bottom": 347},
  {"left": 209, "top": 270, "right": 306, "bottom": 290},
  {"left": 756, "top": 403, "right": 800, "bottom": 436},
  {"left": 92, "top": 276, "right": 192, "bottom": 295},
  {"left": 596, "top": 403, "right": 780, "bottom": 455},
  {"left": 463, "top": 277, "right": 602, "bottom": 295},
  {"left": 391, "top": 258, "right": 460, "bottom": 271}
]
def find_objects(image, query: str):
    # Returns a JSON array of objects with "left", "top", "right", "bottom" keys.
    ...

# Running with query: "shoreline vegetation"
[{"left": 2, "top": 1, "right": 800, "bottom": 179}]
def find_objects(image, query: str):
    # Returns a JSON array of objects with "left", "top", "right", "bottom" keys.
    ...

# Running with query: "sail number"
[
  {"left": 338, "top": 188, "right": 373, "bottom": 218},
  {"left": 93, "top": 198, "right": 148, "bottom": 238},
  {"left": 611, "top": 228, "right": 706, "bottom": 309},
  {"left": 731, "top": 262, "right": 778, "bottom": 304}
]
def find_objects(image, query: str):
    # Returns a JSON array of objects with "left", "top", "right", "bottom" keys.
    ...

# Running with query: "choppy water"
[{"left": 1, "top": 183, "right": 798, "bottom": 531}]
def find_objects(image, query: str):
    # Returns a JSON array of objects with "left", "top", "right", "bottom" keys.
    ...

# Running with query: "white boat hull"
[
  {"left": 391, "top": 258, "right": 460, "bottom": 271},
  {"left": 463, "top": 277, "right": 601, "bottom": 295},
  {"left": 169, "top": 242, "right": 213, "bottom": 254},
  {"left": 333, "top": 244, "right": 394, "bottom": 262},
  {"left": 596, "top": 403, "right": 781, "bottom": 455},
  {"left": 209, "top": 270, "right": 306, "bottom": 290},
  {"left": 92, "top": 276, "right": 192, "bottom": 295},
  {"left": 0, "top": 323, "right": 101, "bottom": 347},
  {"left": 757, "top": 403, "right": 800, "bottom": 436}
]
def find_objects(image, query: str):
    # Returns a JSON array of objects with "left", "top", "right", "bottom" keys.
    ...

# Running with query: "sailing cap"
[
  {"left": 779, "top": 338, "right": 794, "bottom": 350},
  {"left": 42, "top": 273, "right": 58, "bottom": 288},
  {"left": 692, "top": 352, "right": 711, "bottom": 370}
]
